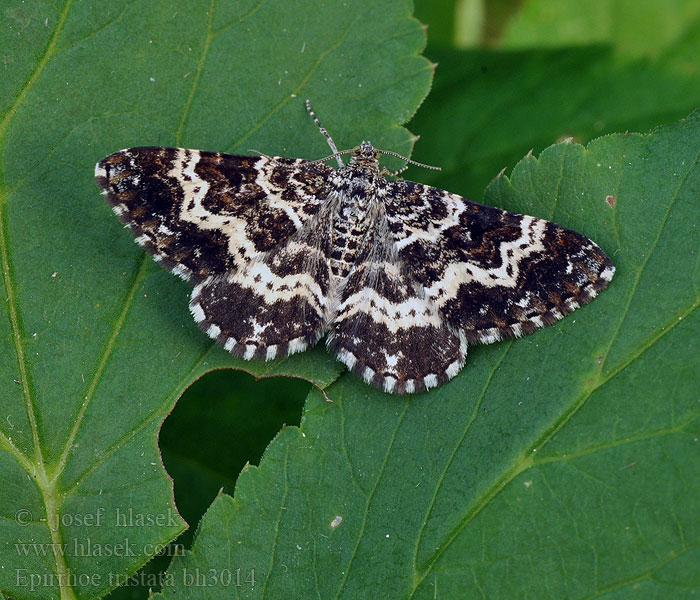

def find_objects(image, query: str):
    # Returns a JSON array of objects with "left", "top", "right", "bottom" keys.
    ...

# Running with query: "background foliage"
[{"left": 0, "top": 1, "right": 698, "bottom": 598}]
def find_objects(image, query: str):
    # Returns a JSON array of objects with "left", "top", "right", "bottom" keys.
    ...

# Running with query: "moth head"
[{"left": 350, "top": 141, "right": 380, "bottom": 166}]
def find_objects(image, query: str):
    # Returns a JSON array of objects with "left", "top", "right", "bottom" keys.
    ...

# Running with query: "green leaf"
[
  {"left": 498, "top": 0, "right": 700, "bottom": 58},
  {"left": 155, "top": 112, "right": 700, "bottom": 598},
  {"left": 0, "top": 1, "right": 431, "bottom": 598},
  {"left": 415, "top": 0, "right": 700, "bottom": 56},
  {"left": 409, "top": 43, "right": 700, "bottom": 201}
]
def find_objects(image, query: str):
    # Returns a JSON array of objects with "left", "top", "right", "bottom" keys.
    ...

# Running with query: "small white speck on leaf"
[{"left": 330, "top": 515, "right": 343, "bottom": 528}]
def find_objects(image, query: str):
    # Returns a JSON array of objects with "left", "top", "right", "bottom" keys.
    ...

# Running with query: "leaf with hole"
[{"left": 0, "top": 0, "right": 431, "bottom": 597}]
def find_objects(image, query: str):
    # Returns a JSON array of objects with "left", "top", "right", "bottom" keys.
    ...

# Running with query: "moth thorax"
[{"left": 345, "top": 194, "right": 371, "bottom": 223}]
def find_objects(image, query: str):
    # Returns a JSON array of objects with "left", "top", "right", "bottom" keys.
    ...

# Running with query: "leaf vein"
[
  {"left": 411, "top": 343, "right": 512, "bottom": 577},
  {"left": 411, "top": 292, "right": 698, "bottom": 592},
  {"left": 0, "top": 0, "right": 74, "bottom": 139},
  {"left": 259, "top": 440, "right": 290, "bottom": 600},
  {"left": 225, "top": 3, "right": 375, "bottom": 153},
  {"left": 176, "top": 0, "right": 216, "bottom": 144},
  {"left": 335, "top": 402, "right": 409, "bottom": 599},
  {"left": 61, "top": 342, "right": 218, "bottom": 495},
  {"left": 598, "top": 147, "right": 700, "bottom": 375}
]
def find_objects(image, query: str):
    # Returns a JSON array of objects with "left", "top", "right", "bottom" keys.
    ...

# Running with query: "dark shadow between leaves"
[{"left": 106, "top": 370, "right": 310, "bottom": 599}]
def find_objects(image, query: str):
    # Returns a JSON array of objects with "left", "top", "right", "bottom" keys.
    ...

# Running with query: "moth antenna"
[
  {"left": 308, "top": 148, "right": 355, "bottom": 166},
  {"left": 247, "top": 149, "right": 272, "bottom": 159},
  {"left": 378, "top": 150, "right": 441, "bottom": 172},
  {"left": 305, "top": 99, "right": 440, "bottom": 173},
  {"left": 305, "top": 99, "right": 343, "bottom": 167}
]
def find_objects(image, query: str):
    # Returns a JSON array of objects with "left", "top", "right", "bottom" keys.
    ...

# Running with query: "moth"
[{"left": 95, "top": 101, "right": 614, "bottom": 394}]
